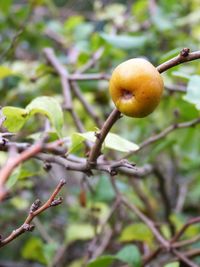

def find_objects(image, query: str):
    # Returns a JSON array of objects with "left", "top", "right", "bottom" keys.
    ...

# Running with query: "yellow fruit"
[{"left": 109, "top": 58, "right": 164, "bottom": 118}]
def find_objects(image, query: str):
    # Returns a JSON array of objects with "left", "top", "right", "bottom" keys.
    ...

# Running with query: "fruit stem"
[{"left": 87, "top": 108, "right": 121, "bottom": 167}]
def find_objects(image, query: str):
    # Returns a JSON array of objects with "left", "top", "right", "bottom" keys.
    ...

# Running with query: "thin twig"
[
  {"left": 171, "top": 216, "right": 200, "bottom": 243},
  {"left": 121, "top": 196, "right": 169, "bottom": 248},
  {"left": 157, "top": 48, "right": 200, "bottom": 73},
  {"left": 43, "top": 48, "right": 72, "bottom": 110},
  {"left": 0, "top": 179, "right": 66, "bottom": 248},
  {"left": 172, "top": 249, "right": 198, "bottom": 267},
  {"left": 70, "top": 81, "right": 102, "bottom": 127},
  {"left": 87, "top": 108, "right": 121, "bottom": 167},
  {"left": 125, "top": 117, "right": 200, "bottom": 159}
]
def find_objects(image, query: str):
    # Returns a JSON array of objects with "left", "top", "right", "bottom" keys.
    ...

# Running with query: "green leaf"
[
  {"left": 66, "top": 224, "right": 95, "bottom": 243},
  {"left": 2, "top": 107, "right": 28, "bottom": 132},
  {"left": 0, "top": 66, "right": 16, "bottom": 79},
  {"left": 119, "top": 223, "right": 154, "bottom": 246},
  {"left": 43, "top": 242, "right": 58, "bottom": 264},
  {"left": 100, "top": 33, "right": 147, "bottom": 50},
  {"left": 94, "top": 175, "right": 115, "bottom": 202},
  {"left": 104, "top": 132, "right": 139, "bottom": 152},
  {"left": 151, "top": 9, "right": 173, "bottom": 31},
  {"left": 172, "top": 71, "right": 190, "bottom": 80},
  {"left": 76, "top": 132, "right": 139, "bottom": 153},
  {"left": 87, "top": 245, "right": 141, "bottom": 267},
  {"left": 116, "top": 245, "right": 141, "bottom": 267},
  {"left": 22, "top": 237, "right": 46, "bottom": 264},
  {"left": 68, "top": 133, "right": 86, "bottom": 154},
  {"left": 0, "top": 0, "right": 13, "bottom": 14},
  {"left": 6, "top": 166, "right": 21, "bottom": 189},
  {"left": 87, "top": 255, "right": 115, "bottom": 267},
  {"left": 26, "top": 96, "right": 64, "bottom": 135},
  {"left": 6, "top": 160, "right": 41, "bottom": 189},
  {"left": 183, "top": 75, "right": 200, "bottom": 109},
  {"left": 164, "top": 262, "right": 180, "bottom": 267}
]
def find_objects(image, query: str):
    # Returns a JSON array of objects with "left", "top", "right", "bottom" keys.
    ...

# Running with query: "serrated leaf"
[
  {"left": 119, "top": 223, "right": 154, "bottom": 246},
  {"left": 0, "top": 66, "right": 15, "bottom": 79},
  {"left": 26, "top": 96, "right": 64, "bottom": 135},
  {"left": 2, "top": 107, "right": 29, "bottom": 132},
  {"left": 116, "top": 245, "right": 141, "bottom": 267},
  {"left": 100, "top": 33, "right": 147, "bottom": 50},
  {"left": 183, "top": 75, "right": 200, "bottom": 109},
  {"left": 87, "top": 255, "right": 115, "bottom": 267},
  {"left": 77, "top": 132, "right": 139, "bottom": 153}
]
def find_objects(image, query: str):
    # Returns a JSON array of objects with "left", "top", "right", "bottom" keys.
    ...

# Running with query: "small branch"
[
  {"left": 0, "top": 179, "right": 66, "bottom": 248},
  {"left": 172, "top": 249, "right": 198, "bottom": 267},
  {"left": 0, "top": 142, "right": 43, "bottom": 201},
  {"left": 125, "top": 117, "right": 200, "bottom": 159},
  {"left": 173, "top": 234, "right": 200, "bottom": 248},
  {"left": 87, "top": 108, "right": 121, "bottom": 167},
  {"left": 61, "top": 73, "right": 110, "bottom": 81},
  {"left": 70, "top": 81, "right": 102, "bottom": 127},
  {"left": 0, "top": 139, "right": 66, "bottom": 201},
  {"left": 140, "top": 117, "right": 200, "bottom": 151},
  {"left": 76, "top": 47, "right": 104, "bottom": 74},
  {"left": 171, "top": 216, "right": 200, "bottom": 243},
  {"left": 157, "top": 48, "right": 200, "bottom": 73},
  {"left": 43, "top": 47, "right": 72, "bottom": 110},
  {"left": 154, "top": 166, "right": 174, "bottom": 234},
  {"left": 121, "top": 196, "right": 169, "bottom": 248},
  {"left": 142, "top": 247, "right": 162, "bottom": 266},
  {"left": 36, "top": 152, "right": 152, "bottom": 178}
]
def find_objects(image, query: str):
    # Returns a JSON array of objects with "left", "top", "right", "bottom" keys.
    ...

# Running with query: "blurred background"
[{"left": 0, "top": 0, "right": 200, "bottom": 266}]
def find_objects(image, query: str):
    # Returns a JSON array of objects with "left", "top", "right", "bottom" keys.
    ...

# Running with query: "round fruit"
[{"left": 109, "top": 58, "right": 164, "bottom": 118}]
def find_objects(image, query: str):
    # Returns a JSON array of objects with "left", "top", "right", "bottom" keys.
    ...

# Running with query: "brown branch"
[
  {"left": 173, "top": 234, "right": 200, "bottom": 248},
  {"left": 36, "top": 152, "right": 152, "bottom": 178},
  {"left": 76, "top": 47, "right": 104, "bottom": 74},
  {"left": 154, "top": 166, "right": 174, "bottom": 234},
  {"left": 121, "top": 196, "right": 169, "bottom": 248},
  {"left": 157, "top": 48, "right": 200, "bottom": 73},
  {"left": 171, "top": 216, "right": 200, "bottom": 243},
  {"left": 87, "top": 108, "right": 121, "bottom": 167},
  {"left": 125, "top": 117, "right": 200, "bottom": 159},
  {"left": 140, "top": 117, "right": 200, "bottom": 151},
  {"left": 43, "top": 48, "right": 72, "bottom": 110},
  {"left": 142, "top": 247, "right": 162, "bottom": 266},
  {"left": 0, "top": 179, "right": 66, "bottom": 248},
  {"left": 0, "top": 142, "right": 43, "bottom": 201},
  {"left": 0, "top": 139, "right": 65, "bottom": 201},
  {"left": 172, "top": 249, "right": 198, "bottom": 267},
  {"left": 70, "top": 81, "right": 102, "bottom": 127},
  {"left": 68, "top": 73, "right": 110, "bottom": 81}
]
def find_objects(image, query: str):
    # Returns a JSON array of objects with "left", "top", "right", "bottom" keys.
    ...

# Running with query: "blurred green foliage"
[{"left": 0, "top": 0, "right": 200, "bottom": 266}]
